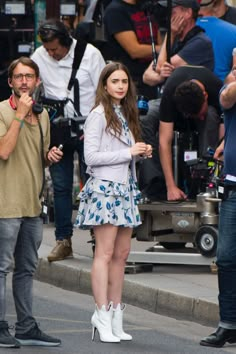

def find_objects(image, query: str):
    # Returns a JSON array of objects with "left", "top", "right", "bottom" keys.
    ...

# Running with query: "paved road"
[
  {"left": 1, "top": 278, "right": 236, "bottom": 354},
  {"left": 38, "top": 224, "right": 219, "bottom": 327}
]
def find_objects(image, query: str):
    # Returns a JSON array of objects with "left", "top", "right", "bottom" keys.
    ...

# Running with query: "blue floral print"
[
  {"left": 74, "top": 173, "right": 142, "bottom": 229},
  {"left": 113, "top": 104, "right": 132, "bottom": 146},
  {"left": 74, "top": 105, "right": 142, "bottom": 230}
]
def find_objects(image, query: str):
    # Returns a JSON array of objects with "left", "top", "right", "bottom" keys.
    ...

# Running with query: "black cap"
[{"left": 158, "top": 0, "right": 200, "bottom": 10}]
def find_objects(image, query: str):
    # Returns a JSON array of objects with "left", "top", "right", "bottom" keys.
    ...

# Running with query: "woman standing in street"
[{"left": 75, "top": 62, "right": 152, "bottom": 343}]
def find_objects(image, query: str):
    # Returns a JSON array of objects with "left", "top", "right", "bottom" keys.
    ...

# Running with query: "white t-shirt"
[{"left": 31, "top": 39, "right": 106, "bottom": 116}]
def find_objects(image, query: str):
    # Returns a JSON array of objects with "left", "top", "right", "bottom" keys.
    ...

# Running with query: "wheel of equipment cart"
[{"left": 195, "top": 225, "right": 218, "bottom": 257}]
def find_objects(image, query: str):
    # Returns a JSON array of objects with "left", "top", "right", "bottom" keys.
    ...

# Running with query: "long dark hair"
[{"left": 94, "top": 62, "right": 141, "bottom": 142}]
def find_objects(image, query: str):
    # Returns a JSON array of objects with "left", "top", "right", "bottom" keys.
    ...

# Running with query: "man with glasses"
[
  {"left": 31, "top": 19, "right": 105, "bottom": 262},
  {"left": 0, "top": 57, "right": 62, "bottom": 348},
  {"left": 158, "top": 65, "right": 223, "bottom": 200}
]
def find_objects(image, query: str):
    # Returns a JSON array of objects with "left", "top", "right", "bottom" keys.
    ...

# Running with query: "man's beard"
[
  {"left": 13, "top": 87, "right": 33, "bottom": 98},
  {"left": 13, "top": 89, "right": 21, "bottom": 98}
]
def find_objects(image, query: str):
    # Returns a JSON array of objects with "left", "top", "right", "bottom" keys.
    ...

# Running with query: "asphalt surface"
[
  {"left": 36, "top": 223, "right": 219, "bottom": 328},
  {"left": 2, "top": 278, "right": 236, "bottom": 354}
]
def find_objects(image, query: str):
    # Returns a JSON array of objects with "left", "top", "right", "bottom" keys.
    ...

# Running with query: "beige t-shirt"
[{"left": 0, "top": 99, "right": 50, "bottom": 218}]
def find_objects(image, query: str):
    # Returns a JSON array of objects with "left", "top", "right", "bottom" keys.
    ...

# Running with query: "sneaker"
[
  {"left": 0, "top": 322, "right": 20, "bottom": 348},
  {"left": 47, "top": 238, "right": 73, "bottom": 262},
  {"left": 15, "top": 323, "right": 61, "bottom": 347}
]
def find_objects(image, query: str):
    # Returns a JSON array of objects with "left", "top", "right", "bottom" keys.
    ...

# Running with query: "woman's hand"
[
  {"left": 130, "top": 142, "right": 152, "bottom": 158},
  {"left": 143, "top": 144, "right": 153, "bottom": 158}
]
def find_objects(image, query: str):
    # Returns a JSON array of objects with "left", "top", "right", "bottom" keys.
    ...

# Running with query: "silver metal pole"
[{"left": 173, "top": 131, "right": 179, "bottom": 186}]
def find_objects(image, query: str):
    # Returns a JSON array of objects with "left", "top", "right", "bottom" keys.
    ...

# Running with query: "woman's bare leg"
[
  {"left": 91, "top": 224, "right": 118, "bottom": 308},
  {"left": 108, "top": 227, "right": 133, "bottom": 306}
]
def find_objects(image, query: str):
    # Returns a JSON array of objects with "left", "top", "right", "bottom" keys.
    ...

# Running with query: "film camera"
[
  {"left": 139, "top": 0, "right": 168, "bottom": 27},
  {"left": 185, "top": 149, "right": 224, "bottom": 199},
  {"left": 140, "top": 0, "right": 162, "bottom": 11},
  {"left": 42, "top": 97, "right": 86, "bottom": 148}
]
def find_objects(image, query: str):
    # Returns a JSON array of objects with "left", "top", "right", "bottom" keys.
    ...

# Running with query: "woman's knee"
[
  {"left": 95, "top": 246, "right": 114, "bottom": 264},
  {"left": 113, "top": 247, "right": 131, "bottom": 263}
]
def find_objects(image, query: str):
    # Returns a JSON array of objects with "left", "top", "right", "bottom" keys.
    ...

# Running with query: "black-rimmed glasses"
[{"left": 13, "top": 74, "right": 35, "bottom": 82}]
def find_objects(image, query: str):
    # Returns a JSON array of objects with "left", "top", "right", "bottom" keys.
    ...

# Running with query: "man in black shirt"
[
  {"left": 138, "top": 0, "right": 214, "bottom": 199},
  {"left": 103, "top": 0, "right": 163, "bottom": 99},
  {"left": 159, "top": 65, "right": 223, "bottom": 200}
]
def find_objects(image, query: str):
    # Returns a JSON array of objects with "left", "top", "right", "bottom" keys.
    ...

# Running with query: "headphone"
[
  {"left": 9, "top": 95, "right": 43, "bottom": 115},
  {"left": 38, "top": 21, "right": 72, "bottom": 48}
]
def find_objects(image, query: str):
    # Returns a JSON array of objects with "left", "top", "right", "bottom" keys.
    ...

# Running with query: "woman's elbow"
[
  {"left": 84, "top": 153, "right": 97, "bottom": 167},
  {"left": 84, "top": 156, "right": 92, "bottom": 166}
]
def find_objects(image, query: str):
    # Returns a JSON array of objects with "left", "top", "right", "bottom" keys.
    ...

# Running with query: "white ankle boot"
[
  {"left": 112, "top": 303, "right": 132, "bottom": 341},
  {"left": 91, "top": 304, "right": 120, "bottom": 343}
]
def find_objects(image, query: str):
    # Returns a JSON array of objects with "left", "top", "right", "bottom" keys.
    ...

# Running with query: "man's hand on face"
[
  {"left": 16, "top": 93, "right": 33, "bottom": 118},
  {"left": 171, "top": 14, "right": 185, "bottom": 37}
]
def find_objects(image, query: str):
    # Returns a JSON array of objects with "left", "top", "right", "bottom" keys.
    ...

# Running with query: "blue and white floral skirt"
[{"left": 74, "top": 173, "right": 142, "bottom": 229}]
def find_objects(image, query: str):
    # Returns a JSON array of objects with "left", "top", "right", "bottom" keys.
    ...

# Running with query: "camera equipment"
[
  {"left": 140, "top": 0, "right": 159, "bottom": 70},
  {"left": 185, "top": 151, "right": 223, "bottom": 197},
  {"left": 42, "top": 97, "right": 66, "bottom": 119},
  {"left": 32, "top": 102, "right": 43, "bottom": 114},
  {"left": 140, "top": 0, "right": 159, "bottom": 12},
  {"left": 70, "top": 116, "right": 86, "bottom": 136},
  {"left": 42, "top": 97, "right": 87, "bottom": 147},
  {"left": 139, "top": 0, "right": 169, "bottom": 70},
  {"left": 141, "top": 0, "right": 172, "bottom": 64},
  {"left": 147, "top": 11, "right": 158, "bottom": 70},
  {"left": 140, "top": 0, "right": 168, "bottom": 28},
  {"left": 40, "top": 37, "right": 87, "bottom": 147}
]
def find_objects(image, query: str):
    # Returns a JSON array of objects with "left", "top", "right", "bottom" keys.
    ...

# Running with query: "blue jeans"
[
  {"left": 49, "top": 137, "right": 87, "bottom": 240},
  {"left": 216, "top": 189, "right": 236, "bottom": 329},
  {"left": 0, "top": 217, "right": 43, "bottom": 334}
]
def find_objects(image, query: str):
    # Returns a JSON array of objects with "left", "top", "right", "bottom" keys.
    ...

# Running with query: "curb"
[{"left": 35, "top": 258, "right": 219, "bottom": 327}]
